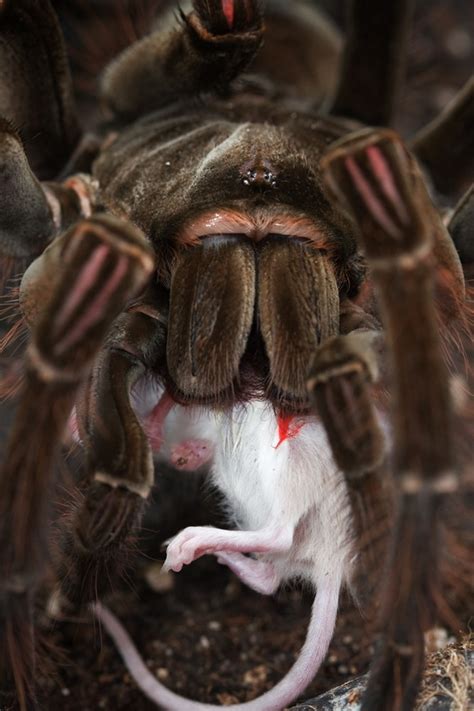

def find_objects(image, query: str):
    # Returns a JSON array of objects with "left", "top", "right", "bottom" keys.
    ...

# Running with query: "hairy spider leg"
[
  {"left": 330, "top": 0, "right": 413, "bottom": 127},
  {"left": 411, "top": 77, "right": 474, "bottom": 196},
  {"left": 0, "top": 215, "right": 153, "bottom": 709},
  {"left": 59, "top": 285, "right": 169, "bottom": 603},
  {"left": 101, "top": 0, "right": 264, "bottom": 121},
  {"left": 322, "top": 128, "right": 464, "bottom": 711},
  {"left": 0, "top": 0, "right": 80, "bottom": 178}
]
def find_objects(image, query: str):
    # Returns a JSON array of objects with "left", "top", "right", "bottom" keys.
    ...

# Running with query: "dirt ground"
[
  {"left": 38, "top": 557, "right": 374, "bottom": 709},
  {"left": 1, "top": 0, "right": 473, "bottom": 709}
]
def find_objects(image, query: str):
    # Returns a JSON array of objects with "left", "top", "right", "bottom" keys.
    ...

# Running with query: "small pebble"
[
  {"left": 208, "top": 620, "right": 221, "bottom": 631},
  {"left": 98, "top": 673, "right": 115, "bottom": 684},
  {"left": 217, "top": 693, "right": 240, "bottom": 704},
  {"left": 61, "top": 688, "right": 70, "bottom": 697},
  {"left": 424, "top": 626, "right": 454, "bottom": 653},
  {"left": 337, "top": 664, "right": 349, "bottom": 675},
  {"left": 46, "top": 589, "right": 64, "bottom": 620},
  {"left": 348, "top": 689, "right": 362, "bottom": 703},
  {"left": 156, "top": 668, "right": 170, "bottom": 681},
  {"left": 199, "top": 635, "right": 210, "bottom": 650},
  {"left": 225, "top": 578, "right": 242, "bottom": 599},
  {"left": 144, "top": 562, "right": 174, "bottom": 593},
  {"left": 445, "top": 29, "right": 471, "bottom": 58},
  {"left": 243, "top": 664, "right": 268, "bottom": 686}
]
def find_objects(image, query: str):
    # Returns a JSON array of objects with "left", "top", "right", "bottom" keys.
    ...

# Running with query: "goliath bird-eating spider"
[{"left": 0, "top": 0, "right": 472, "bottom": 709}]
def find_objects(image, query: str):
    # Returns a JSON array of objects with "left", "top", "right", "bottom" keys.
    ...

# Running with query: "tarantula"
[{"left": 0, "top": 0, "right": 472, "bottom": 709}]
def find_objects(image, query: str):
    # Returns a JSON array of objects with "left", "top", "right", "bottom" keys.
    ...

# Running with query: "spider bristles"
[{"left": 56, "top": 482, "right": 146, "bottom": 606}]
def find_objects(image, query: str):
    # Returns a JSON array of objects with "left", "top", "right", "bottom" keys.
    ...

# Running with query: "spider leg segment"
[
  {"left": 194, "top": 0, "right": 264, "bottom": 34},
  {"left": 0, "top": 215, "right": 153, "bottom": 709},
  {"left": 0, "top": 0, "right": 80, "bottom": 178},
  {"left": 411, "top": 78, "right": 474, "bottom": 197},
  {"left": 59, "top": 287, "right": 168, "bottom": 603},
  {"left": 100, "top": 0, "right": 264, "bottom": 120},
  {"left": 42, "top": 174, "right": 99, "bottom": 233},
  {"left": 322, "top": 129, "right": 460, "bottom": 711},
  {"left": 330, "top": 0, "right": 414, "bottom": 126},
  {"left": 0, "top": 119, "right": 99, "bottom": 259},
  {"left": 448, "top": 184, "right": 474, "bottom": 268},
  {"left": 0, "top": 121, "right": 56, "bottom": 258},
  {"left": 308, "top": 329, "right": 386, "bottom": 477}
]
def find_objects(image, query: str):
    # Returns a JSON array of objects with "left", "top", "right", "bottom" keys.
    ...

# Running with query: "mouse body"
[{"left": 95, "top": 398, "right": 357, "bottom": 711}]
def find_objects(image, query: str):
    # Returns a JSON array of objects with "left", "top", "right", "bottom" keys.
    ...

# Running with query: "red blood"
[
  {"left": 275, "top": 414, "right": 305, "bottom": 449},
  {"left": 222, "top": 0, "right": 234, "bottom": 28}
]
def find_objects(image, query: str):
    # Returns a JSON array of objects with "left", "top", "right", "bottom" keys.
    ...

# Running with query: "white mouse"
[{"left": 94, "top": 398, "right": 356, "bottom": 711}]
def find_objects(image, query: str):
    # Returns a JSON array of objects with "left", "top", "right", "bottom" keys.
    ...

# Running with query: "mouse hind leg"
[{"left": 215, "top": 551, "right": 281, "bottom": 595}]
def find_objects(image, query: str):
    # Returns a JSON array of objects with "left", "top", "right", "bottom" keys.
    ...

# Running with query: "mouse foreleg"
[{"left": 164, "top": 524, "right": 293, "bottom": 573}]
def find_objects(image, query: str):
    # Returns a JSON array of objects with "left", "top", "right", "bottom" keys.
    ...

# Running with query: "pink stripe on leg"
[
  {"left": 345, "top": 156, "right": 402, "bottom": 239},
  {"left": 367, "top": 145, "right": 410, "bottom": 226},
  {"left": 55, "top": 255, "right": 129, "bottom": 354},
  {"left": 54, "top": 245, "right": 110, "bottom": 332},
  {"left": 222, "top": 0, "right": 234, "bottom": 28}
]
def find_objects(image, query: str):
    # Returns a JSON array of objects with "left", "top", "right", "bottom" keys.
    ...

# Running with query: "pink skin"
[
  {"left": 144, "top": 395, "right": 213, "bottom": 470},
  {"left": 164, "top": 524, "right": 293, "bottom": 573},
  {"left": 145, "top": 392, "right": 175, "bottom": 451},
  {"left": 216, "top": 551, "right": 280, "bottom": 595},
  {"left": 170, "top": 439, "right": 214, "bottom": 471}
]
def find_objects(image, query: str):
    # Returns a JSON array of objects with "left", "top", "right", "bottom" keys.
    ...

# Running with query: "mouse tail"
[{"left": 91, "top": 573, "right": 342, "bottom": 711}]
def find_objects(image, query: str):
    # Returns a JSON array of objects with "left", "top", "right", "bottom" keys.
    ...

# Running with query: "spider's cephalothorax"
[{"left": 0, "top": 1, "right": 472, "bottom": 709}]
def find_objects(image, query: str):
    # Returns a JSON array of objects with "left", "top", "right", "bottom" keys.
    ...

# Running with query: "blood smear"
[
  {"left": 222, "top": 0, "right": 234, "bottom": 28},
  {"left": 275, "top": 414, "right": 305, "bottom": 449}
]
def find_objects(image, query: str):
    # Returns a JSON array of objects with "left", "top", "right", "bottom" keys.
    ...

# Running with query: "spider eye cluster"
[{"left": 242, "top": 167, "right": 277, "bottom": 188}]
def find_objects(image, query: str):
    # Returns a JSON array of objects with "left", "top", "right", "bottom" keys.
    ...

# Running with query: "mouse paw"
[{"left": 170, "top": 439, "right": 214, "bottom": 471}]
